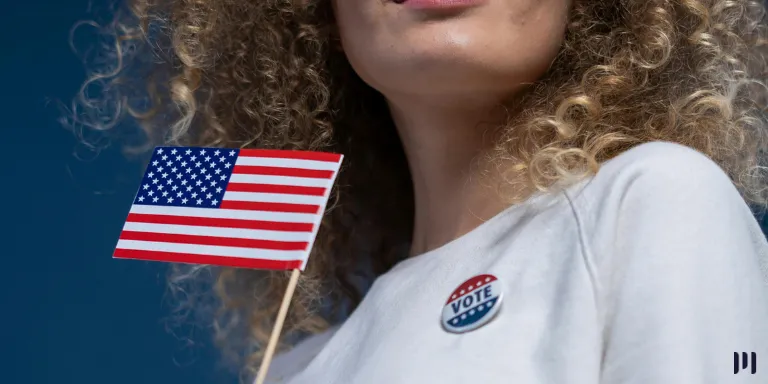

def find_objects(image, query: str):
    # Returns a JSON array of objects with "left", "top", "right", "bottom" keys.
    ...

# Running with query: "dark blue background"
[
  {"left": 3, "top": 1, "right": 227, "bottom": 384},
  {"left": 3, "top": 2, "right": 768, "bottom": 384}
]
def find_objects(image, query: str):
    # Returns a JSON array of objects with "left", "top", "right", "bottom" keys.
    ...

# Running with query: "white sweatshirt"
[{"left": 265, "top": 141, "right": 768, "bottom": 384}]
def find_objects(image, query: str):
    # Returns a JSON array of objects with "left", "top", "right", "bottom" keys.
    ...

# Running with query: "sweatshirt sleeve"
[{"left": 587, "top": 143, "right": 768, "bottom": 383}]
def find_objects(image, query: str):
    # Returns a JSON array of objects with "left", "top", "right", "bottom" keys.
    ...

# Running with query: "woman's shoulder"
[
  {"left": 265, "top": 325, "right": 340, "bottom": 383},
  {"left": 568, "top": 140, "right": 746, "bottom": 213},
  {"left": 564, "top": 140, "right": 767, "bottom": 276},
  {"left": 595, "top": 141, "right": 735, "bottom": 193}
]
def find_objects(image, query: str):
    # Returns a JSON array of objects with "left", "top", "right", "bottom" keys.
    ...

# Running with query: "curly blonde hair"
[{"left": 72, "top": 0, "right": 768, "bottom": 379}]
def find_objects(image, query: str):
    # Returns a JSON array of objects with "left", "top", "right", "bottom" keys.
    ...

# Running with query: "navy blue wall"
[{"left": 3, "top": 2, "right": 227, "bottom": 384}]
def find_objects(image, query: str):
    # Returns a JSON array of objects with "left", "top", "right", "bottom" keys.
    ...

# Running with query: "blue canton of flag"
[{"left": 135, "top": 147, "right": 240, "bottom": 208}]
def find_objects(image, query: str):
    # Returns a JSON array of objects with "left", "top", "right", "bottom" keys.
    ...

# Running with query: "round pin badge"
[{"left": 441, "top": 274, "right": 503, "bottom": 333}]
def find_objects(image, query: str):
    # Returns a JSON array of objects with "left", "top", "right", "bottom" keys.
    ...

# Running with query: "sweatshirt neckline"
[{"left": 390, "top": 190, "right": 550, "bottom": 272}]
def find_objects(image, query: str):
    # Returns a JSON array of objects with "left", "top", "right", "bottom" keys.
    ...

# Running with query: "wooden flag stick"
[{"left": 254, "top": 268, "right": 302, "bottom": 384}]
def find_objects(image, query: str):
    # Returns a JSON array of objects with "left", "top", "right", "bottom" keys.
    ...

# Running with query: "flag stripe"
[
  {"left": 122, "top": 222, "right": 313, "bottom": 242},
  {"left": 233, "top": 165, "right": 334, "bottom": 179},
  {"left": 222, "top": 191, "right": 325, "bottom": 205},
  {"left": 234, "top": 156, "right": 342, "bottom": 171},
  {"left": 129, "top": 205, "right": 318, "bottom": 223},
  {"left": 115, "top": 239, "right": 306, "bottom": 260},
  {"left": 226, "top": 183, "right": 326, "bottom": 196},
  {"left": 114, "top": 248, "right": 302, "bottom": 270},
  {"left": 228, "top": 174, "right": 331, "bottom": 187},
  {"left": 119, "top": 231, "right": 309, "bottom": 250},
  {"left": 125, "top": 213, "right": 314, "bottom": 232},
  {"left": 239, "top": 149, "right": 342, "bottom": 162},
  {"left": 219, "top": 201, "right": 320, "bottom": 214}
]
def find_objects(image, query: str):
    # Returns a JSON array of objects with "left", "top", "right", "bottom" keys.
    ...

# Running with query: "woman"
[{"left": 76, "top": 0, "right": 768, "bottom": 383}]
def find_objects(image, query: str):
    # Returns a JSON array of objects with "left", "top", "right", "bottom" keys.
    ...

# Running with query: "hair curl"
[{"left": 71, "top": 0, "right": 768, "bottom": 379}]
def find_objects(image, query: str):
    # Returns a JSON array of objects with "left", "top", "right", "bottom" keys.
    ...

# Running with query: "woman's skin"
[{"left": 333, "top": 0, "right": 572, "bottom": 256}]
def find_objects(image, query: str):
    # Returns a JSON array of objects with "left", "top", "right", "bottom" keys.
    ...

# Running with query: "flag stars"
[{"left": 140, "top": 146, "right": 236, "bottom": 208}]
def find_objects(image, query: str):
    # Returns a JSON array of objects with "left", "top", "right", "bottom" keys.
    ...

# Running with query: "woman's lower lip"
[{"left": 397, "top": 0, "right": 488, "bottom": 10}]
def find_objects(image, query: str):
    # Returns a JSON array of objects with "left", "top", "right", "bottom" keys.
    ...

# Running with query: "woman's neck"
[{"left": 387, "top": 94, "right": 524, "bottom": 256}]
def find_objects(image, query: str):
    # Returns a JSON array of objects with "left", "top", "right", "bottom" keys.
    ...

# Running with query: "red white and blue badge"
[{"left": 441, "top": 274, "right": 503, "bottom": 333}]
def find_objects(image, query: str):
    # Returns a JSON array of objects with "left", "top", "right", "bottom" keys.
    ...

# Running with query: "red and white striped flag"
[{"left": 113, "top": 147, "right": 343, "bottom": 271}]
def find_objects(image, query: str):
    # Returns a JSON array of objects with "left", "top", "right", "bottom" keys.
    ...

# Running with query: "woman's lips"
[{"left": 394, "top": 0, "right": 488, "bottom": 11}]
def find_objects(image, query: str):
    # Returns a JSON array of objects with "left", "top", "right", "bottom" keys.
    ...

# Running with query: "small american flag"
[{"left": 113, "top": 146, "right": 343, "bottom": 271}]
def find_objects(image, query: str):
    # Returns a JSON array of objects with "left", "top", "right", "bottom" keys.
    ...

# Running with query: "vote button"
[{"left": 441, "top": 274, "right": 503, "bottom": 333}]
